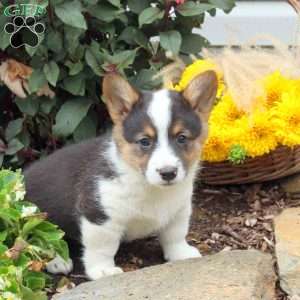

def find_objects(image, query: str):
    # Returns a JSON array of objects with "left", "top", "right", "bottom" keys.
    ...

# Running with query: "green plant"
[
  {"left": 0, "top": 169, "right": 69, "bottom": 300},
  {"left": 0, "top": 0, "right": 235, "bottom": 168},
  {"left": 228, "top": 144, "right": 247, "bottom": 164}
]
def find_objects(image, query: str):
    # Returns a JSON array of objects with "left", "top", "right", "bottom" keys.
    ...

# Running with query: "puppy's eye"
[
  {"left": 137, "top": 137, "right": 152, "bottom": 149},
  {"left": 177, "top": 134, "right": 188, "bottom": 145}
]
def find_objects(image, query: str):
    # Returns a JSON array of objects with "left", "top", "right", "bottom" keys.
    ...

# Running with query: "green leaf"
[
  {"left": 25, "top": 44, "right": 40, "bottom": 57},
  {"left": 139, "top": 7, "right": 164, "bottom": 27},
  {"left": 208, "top": 0, "right": 235, "bottom": 12},
  {"left": 0, "top": 31, "right": 10, "bottom": 50},
  {"left": 135, "top": 31, "right": 149, "bottom": 49},
  {"left": 107, "top": 0, "right": 121, "bottom": 7},
  {"left": 128, "top": 0, "right": 150, "bottom": 14},
  {"left": 0, "top": 243, "right": 8, "bottom": 255},
  {"left": 176, "top": 2, "right": 215, "bottom": 16},
  {"left": 28, "top": 69, "right": 47, "bottom": 93},
  {"left": 63, "top": 73, "right": 86, "bottom": 96},
  {"left": 22, "top": 218, "right": 44, "bottom": 237},
  {"left": 52, "top": 240, "right": 69, "bottom": 261},
  {"left": 5, "top": 119, "right": 24, "bottom": 141},
  {"left": 119, "top": 27, "right": 137, "bottom": 44},
  {"left": 181, "top": 33, "right": 208, "bottom": 54},
  {"left": 65, "top": 61, "right": 83, "bottom": 75},
  {"left": 116, "top": 13, "right": 128, "bottom": 24},
  {"left": 112, "top": 49, "right": 137, "bottom": 70},
  {"left": 18, "top": 130, "right": 30, "bottom": 148},
  {"left": 74, "top": 114, "right": 97, "bottom": 142},
  {"left": 21, "top": 286, "right": 47, "bottom": 300},
  {"left": 82, "top": 0, "right": 98, "bottom": 4},
  {"left": 119, "top": 27, "right": 148, "bottom": 48},
  {"left": 53, "top": 98, "right": 92, "bottom": 137},
  {"left": 43, "top": 61, "right": 60, "bottom": 87},
  {"left": 5, "top": 139, "right": 24, "bottom": 155},
  {"left": 15, "top": 96, "right": 39, "bottom": 116},
  {"left": 85, "top": 49, "right": 103, "bottom": 76},
  {"left": 130, "top": 69, "right": 161, "bottom": 90},
  {"left": 87, "top": 4, "right": 122, "bottom": 22},
  {"left": 40, "top": 97, "right": 57, "bottom": 114},
  {"left": 64, "top": 26, "right": 84, "bottom": 53},
  {"left": 46, "top": 30, "right": 63, "bottom": 53},
  {"left": 0, "top": 207, "right": 20, "bottom": 223},
  {"left": 35, "top": 221, "right": 58, "bottom": 232},
  {"left": 0, "top": 231, "right": 7, "bottom": 242},
  {"left": 0, "top": 15, "right": 10, "bottom": 50},
  {"left": 34, "top": 229, "right": 64, "bottom": 241},
  {"left": 15, "top": 252, "right": 31, "bottom": 268},
  {"left": 55, "top": 0, "right": 87, "bottom": 29},
  {"left": 160, "top": 31, "right": 182, "bottom": 55},
  {"left": 24, "top": 272, "right": 46, "bottom": 291}
]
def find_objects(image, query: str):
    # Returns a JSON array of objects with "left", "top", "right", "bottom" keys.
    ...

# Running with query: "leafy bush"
[
  {"left": 0, "top": 0, "right": 235, "bottom": 168},
  {"left": 0, "top": 169, "right": 69, "bottom": 300}
]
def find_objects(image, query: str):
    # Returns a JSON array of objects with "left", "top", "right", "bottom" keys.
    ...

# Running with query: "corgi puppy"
[{"left": 24, "top": 71, "right": 218, "bottom": 280}]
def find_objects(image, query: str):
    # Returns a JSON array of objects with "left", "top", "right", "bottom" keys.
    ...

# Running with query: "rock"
[
  {"left": 281, "top": 173, "right": 300, "bottom": 196},
  {"left": 53, "top": 250, "right": 275, "bottom": 300},
  {"left": 275, "top": 207, "right": 300, "bottom": 297}
]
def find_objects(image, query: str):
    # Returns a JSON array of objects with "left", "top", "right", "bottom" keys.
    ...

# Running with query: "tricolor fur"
[{"left": 24, "top": 71, "right": 218, "bottom": 280}]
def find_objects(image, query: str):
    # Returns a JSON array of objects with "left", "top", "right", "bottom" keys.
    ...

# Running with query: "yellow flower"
[
  {"left": 272, "top": 90, "right": 300, "bottom": 147},
  {"left": 202, "top": 93, "right": 247, "bottom": 162},
  {"left": 202, "top": 133, "right": 230, "bottom": 162},
  {"left": 209, "top": 92, "right": 245, "bottom": 125},
  {"left": 290, "top": 78, "right": 300, "bottom": 95},
  {"left": 238, "top": 111, "right": 278, "bottom": 157},
  {"left": 260, "top": 71, "right": 294, "bottom": 108},
  {"left": 202, "top": 121, "right": 243, "bottom": 162},
  {"left": 170, "top": 59, "right": 225, "bottom": 97}
]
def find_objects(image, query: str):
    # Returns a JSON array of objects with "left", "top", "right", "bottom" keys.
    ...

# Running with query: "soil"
[{"left": 48, "top": 181, "right": 300, "bottom": 299}]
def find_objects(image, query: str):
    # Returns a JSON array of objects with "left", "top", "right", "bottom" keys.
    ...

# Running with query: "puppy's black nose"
[{"left": 158, "top": 166, "right": 178, "bottom": 182}]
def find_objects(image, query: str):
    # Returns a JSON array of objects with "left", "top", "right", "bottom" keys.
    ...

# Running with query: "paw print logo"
[{"left": 4, "top": 16, "right": 45, "bottom": 48}]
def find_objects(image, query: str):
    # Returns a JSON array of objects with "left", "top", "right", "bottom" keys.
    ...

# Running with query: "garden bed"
[{"left": 47, "top": 181, "right": 300, "bottom": 299}]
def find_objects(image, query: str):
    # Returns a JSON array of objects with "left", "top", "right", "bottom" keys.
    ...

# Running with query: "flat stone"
[
  {"left": 53, "top": 250, "right": 276, "bottom": 300},
  {"left": 281, "top": 173, "right": 300, "bottom": 196},
  {"left": 275, "top": 207, "right": 300, "bottom": 296}
]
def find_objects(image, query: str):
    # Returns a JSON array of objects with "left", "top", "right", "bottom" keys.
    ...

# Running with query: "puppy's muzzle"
[{"left": 157, "top": 166, "right": 178, "bottom": 182}]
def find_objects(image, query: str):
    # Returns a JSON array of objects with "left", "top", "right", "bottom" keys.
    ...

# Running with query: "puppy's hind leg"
[{"left": 81, "top": 217, "right": 124, "bottom": 280}]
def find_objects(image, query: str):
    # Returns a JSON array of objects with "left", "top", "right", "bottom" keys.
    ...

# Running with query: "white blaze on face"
[{"left": 145, "top": 90, "right": 185, "bottom": 185}]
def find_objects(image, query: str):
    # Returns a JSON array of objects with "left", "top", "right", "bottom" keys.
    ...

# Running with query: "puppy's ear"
[
  {"left": 102, "top": 74, "right": 139, "bottom": 123},
  {"left": 182, "top": 70, "right": 218, "bottom": 119}
]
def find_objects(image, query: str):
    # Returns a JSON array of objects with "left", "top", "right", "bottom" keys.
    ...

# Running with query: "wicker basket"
[{"left": 199, "top": 145, "right": 300, "bottom": 185}]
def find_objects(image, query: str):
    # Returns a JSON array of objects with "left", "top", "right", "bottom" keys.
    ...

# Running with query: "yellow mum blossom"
[
  {"left": 202, "top": 92, "right": 246, "bottom": 161},
  {"left": 238, "top": 111, "right": 278, "bottom": 158},
  {"left": 272, "top": 90, "right": 300, "bottom": 147},
  {"left": 170, "top": 59, "right": 225, "bottom": 97},
  {"left": 202, "top": 132, "right": 230, "bottom": 162},
  {"left": 209, "top": 92, "right": 245, "bottom": 126},
  {"left": 202, "top": 118, "right": 245, "bottom": 162},
  {"left": 260, "top": 71, "right": 294, "bottom": 108},
  {"left": 291, "top": 78, "right": 300, "bottom": 95}
]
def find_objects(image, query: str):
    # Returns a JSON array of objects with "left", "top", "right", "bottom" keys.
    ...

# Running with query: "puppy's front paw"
[
  {"left": 86, "top": 266, "right": 123, "bottom": 280},
  {"left": 164, "top": 242, "right": 202, "bottom": 261},
  {"left": 46, "top": 255, "right": 73, "bottom": 275}
]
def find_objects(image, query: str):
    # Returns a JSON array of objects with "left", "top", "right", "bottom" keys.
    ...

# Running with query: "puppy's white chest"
[
  {"left": 124, "top": 189, "right": 183, "bottom": 240},
  {"left": 100, "top": 177, "right": 193, "bottom": 241}
]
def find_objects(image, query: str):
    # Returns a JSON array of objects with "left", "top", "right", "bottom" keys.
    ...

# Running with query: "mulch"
[{"left": 48, "top": 180, "right": 300, "bottom": 299}]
